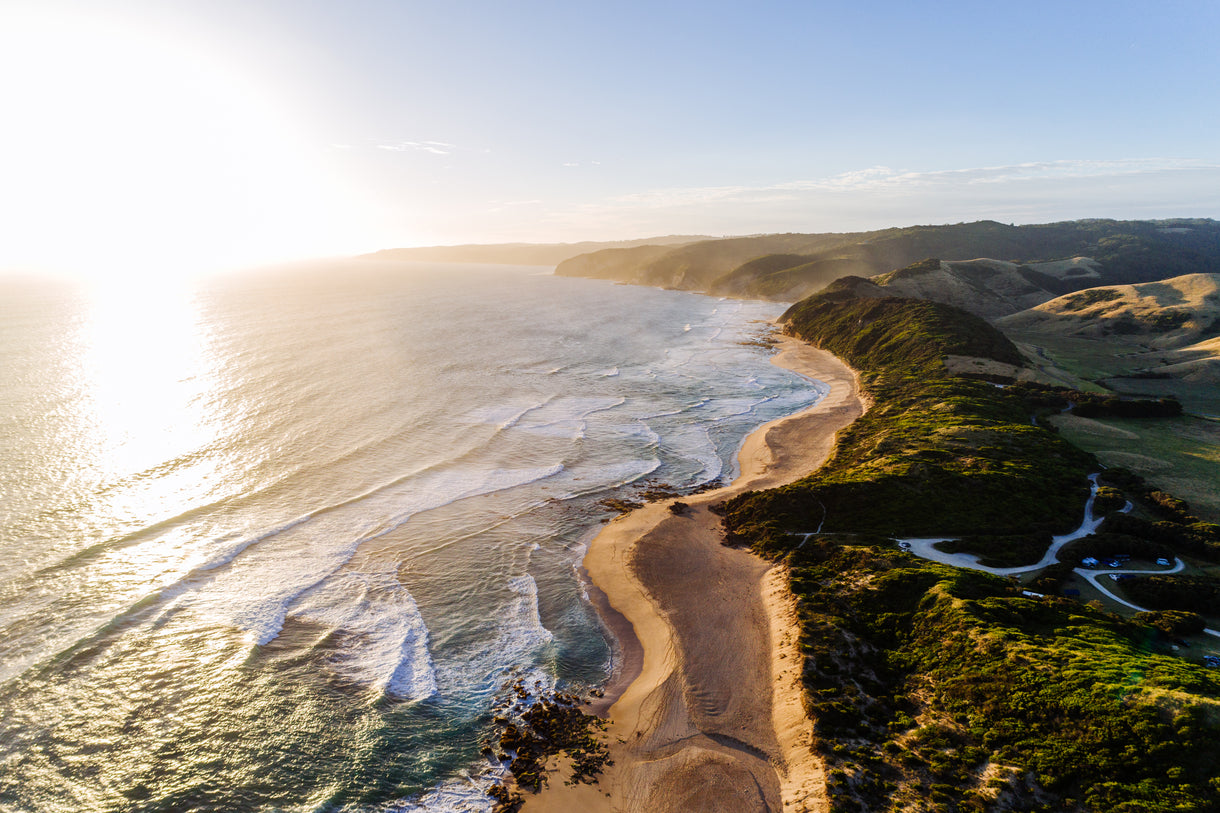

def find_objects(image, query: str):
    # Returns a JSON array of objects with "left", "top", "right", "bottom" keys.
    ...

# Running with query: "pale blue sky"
[{"left": 3, "top": 0, "right": 1218, "bottom": 276}]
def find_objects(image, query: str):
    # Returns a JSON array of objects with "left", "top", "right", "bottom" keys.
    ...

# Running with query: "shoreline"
[{"left": 522, "top": 332, "right": 867, "bottom": 812}]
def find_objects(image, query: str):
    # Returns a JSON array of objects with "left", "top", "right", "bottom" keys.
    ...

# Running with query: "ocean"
[{"left": 0, "top": 260, "right": 822, "bottom": 812}]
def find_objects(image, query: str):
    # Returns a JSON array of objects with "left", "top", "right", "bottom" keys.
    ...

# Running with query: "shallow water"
[{"left": 0, "top": 260, "right": 822, "bottom": 811}]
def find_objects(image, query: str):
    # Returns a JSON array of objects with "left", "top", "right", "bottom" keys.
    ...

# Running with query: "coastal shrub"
[
  {"left": 1100, "top": 513, "right": 1220, "bottom": 562},
  {"left": 1098, "top": 466, "right": 1145, "bottom": 492},
  {"left": 1009, "top": 383, "right": 1184, "bottom": 420},
  {"left": 1143, "top": 308, "right": 1193, "bottom": 331},
  {"left": 1122, "top": 576, "right": 1220, "bottom": 617},
  {"left": 1061, "top": 288, "right": 1123, "bottom": 311},
  {"left": 1091, "top": 465, "right": 1220, "bottom": 560},
  {"left": 1134, "top": 610, "right": 1207, "bottom": 637},
  {"left": 935, "top": 532, "right": 1053, "bottom": 568},
  {"left": 785, "top": 545, "right": 1220, "bottom": 812},
  {"left": 1091, "top": 485, "right": 1127, "bottom": 515},
  {"left": 724, "top": 293, "right": 1093, "bottom": 545},
  {"left": 1026, "top": 562, "right": 1076, "bottom": 595},
  {"left": 1056, "top": 533, "right": 1173, "bottom": 565},
  {"left": 1070, "top": 396, "right": 1184, "bottom": 419},
  {"left": 713, "top": 286, "right": 1220, "bottom": 810},
  {"left": 1147, "top": 490, "right": 1192, "bottom": 522}
]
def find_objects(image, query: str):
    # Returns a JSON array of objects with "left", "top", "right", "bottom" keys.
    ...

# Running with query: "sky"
[{"left": 2, "top": 0, "right": 1219, "bottom": 279}]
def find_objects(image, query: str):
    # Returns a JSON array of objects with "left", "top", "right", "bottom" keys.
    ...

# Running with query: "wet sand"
[{"left": 521, "top": 335, "right": 866, "bottom": 813}]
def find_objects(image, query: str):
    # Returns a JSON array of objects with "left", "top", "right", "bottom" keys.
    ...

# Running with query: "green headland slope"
[
  {"left": 718, "top": 288, "right": 1220, "bottom": 812},
  {"left": 721, "top": 287, "right": 1095, "bottom": 547}
]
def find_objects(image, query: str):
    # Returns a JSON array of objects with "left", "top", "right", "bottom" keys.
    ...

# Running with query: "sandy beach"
[{"left": 521, "top": 334, "right": 866, "bottom": 813}]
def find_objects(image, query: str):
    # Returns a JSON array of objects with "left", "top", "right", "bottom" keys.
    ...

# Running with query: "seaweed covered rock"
[{"left": 485, "top": 681, "right": 611, "bottom": 807}]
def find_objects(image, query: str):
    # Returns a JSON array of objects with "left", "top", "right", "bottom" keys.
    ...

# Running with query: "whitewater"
[{"left": 0, "top": 260, "right": 823, "bottom": 811}]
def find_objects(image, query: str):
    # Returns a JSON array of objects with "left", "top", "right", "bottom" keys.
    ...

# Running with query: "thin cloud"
[
  {"left": 776, "top": 159, "right": 1219, "bottom": 194},
  {"left": 377, "top": 140, "right": 455, "bottom": 155},
  {"left": 597, "top": 158, "right": 1220, "bottom": 211},
  {"left": 534, "top": 158, "right": 1220, "bottom": 238},
  {"left": 486, "top": 199, "right": 542, "bottom": 213}
]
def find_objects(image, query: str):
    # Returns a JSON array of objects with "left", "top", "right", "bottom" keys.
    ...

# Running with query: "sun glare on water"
[
  {"left": 80, "top": 278, "right": 213, "bottom": 481},
  {"left": 0, "top": 8, "right": 368, "bottom": 282}
]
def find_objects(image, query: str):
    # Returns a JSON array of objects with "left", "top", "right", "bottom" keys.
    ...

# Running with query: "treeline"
[
  {"left": 1069, "top": 395, "right": 1183, "bottom": 419},
  {"left": 1008, "top": 382, "right": 1184, "bottom": 420},
  {"left": 1124, "top": 576, "right": 1220, "bottom": 616},
  {"left": 935, "top": 532, "right": 1052, "bottom": 568},
  {"left": 1097, "top": 468, "right": 1220, "bottom": 562},
  {"left": 1056, "top": 532, "right": 1173, "bottom": 565}
]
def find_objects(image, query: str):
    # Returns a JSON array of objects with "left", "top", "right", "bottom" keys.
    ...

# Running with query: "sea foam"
[
  {"left": 288, "top": 569, "right": 437, "bottom": 701},
  {"left": 170, "top": 463, "right": 566, "bottom": 647},
  {"left": 433, "top": 574, "right": 555, "bottom": 698}
]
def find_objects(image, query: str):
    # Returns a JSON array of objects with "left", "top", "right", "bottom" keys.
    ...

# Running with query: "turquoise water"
[{"left": 0, "top": 261, "right": 822, "bottom": 811}]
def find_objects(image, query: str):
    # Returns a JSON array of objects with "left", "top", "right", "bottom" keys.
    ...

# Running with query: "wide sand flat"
[{"left": 522, "top": 335, "right": 865, "bottom": 813}]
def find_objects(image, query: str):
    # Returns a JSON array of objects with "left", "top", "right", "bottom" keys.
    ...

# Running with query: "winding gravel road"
[{"left": 795, "top": 474, "right": 1220, "bottom": 639}]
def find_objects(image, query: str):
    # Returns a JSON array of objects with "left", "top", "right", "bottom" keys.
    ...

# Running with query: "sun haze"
[
  {"left": 0, "top": 5, "right": 380, "bottom": 281},
  {"left": 2, "top": 1, "right": 1219, "bottom": 281}
]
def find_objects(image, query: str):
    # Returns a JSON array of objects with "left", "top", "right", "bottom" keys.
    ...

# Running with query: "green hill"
[
  {"left": 555, "top": 219, "right": 1220, "bottom": 302},
  {"left": 723, "top": 290, "right": 1092, "bottom": 545},
  {"left": 997, "top": 273, "right": 1220, "bottom": 348},
  {"left": 358, "top": 235, "right": 707, "bottom": 266},
  {"left": 718, "top": 287, "right": 1220, "bottom": 812}
]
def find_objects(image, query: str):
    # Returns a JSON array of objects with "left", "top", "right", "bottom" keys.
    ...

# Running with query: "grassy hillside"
[
  {"left": 556, "top": 231, "right": 864, "bottom": 290},
  {"left": 1050, "top": 412, "right": 1220, "bottom": 522},
  {"left": 709, "top": 255, "right": 877, "bottom": 299},
  {"left": 721, "top": 292, "right": 1094, "bottom": 546},
  {"left": 785, "top": 543, "right": 1220, "bottom": 812},
  {"left": 995, "top": 275, "right": 1220, "bottom": 415},
  {"left": 808, "top": 257, "right": 1088, "bottom": 320},
  {"left": 555, "top": 219, "right": 1220, "bottom": 302},
  {"left": 358, "top": 235, "right": 705, "bottom": 266},
  {"left": 997, "top": 273, "right": 1220, "bottom": 347},
  {"left": 718, "top": 290, "right": 1220, "bottom": 811}
]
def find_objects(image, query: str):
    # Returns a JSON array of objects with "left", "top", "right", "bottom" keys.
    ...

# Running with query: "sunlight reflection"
[{"left": 80, "top": 278, "right": 214, "bottom": 488}]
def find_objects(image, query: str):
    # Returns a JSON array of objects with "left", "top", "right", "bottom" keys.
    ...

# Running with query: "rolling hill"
[
  {"left": 359, "top": 235, "right": 706, "bottom": 266},
  {"left": 996, "top": 273, "right": 1220, "bottom": 348},
  {"left": 555, "top": 219, "right": 1220, "bottom": 302}
]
